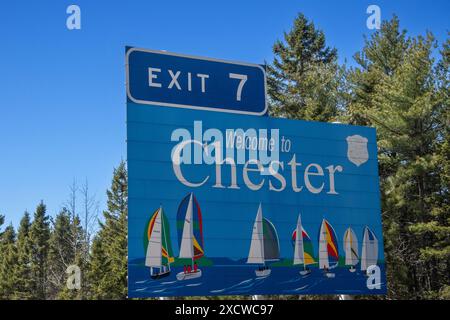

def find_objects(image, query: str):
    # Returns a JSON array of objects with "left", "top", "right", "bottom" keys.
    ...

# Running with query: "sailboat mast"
[
  {"left": 319, "top": 219, "right": 329, "bottom": 269},
  {"left": 349, "top": 229, "right": 353, "bottom": 267},
  {"left": 179, "top": 193, "right": 195, "bottom": 261},
  {"left": 190, "top": 194, "right": 195, "bottom": 269},
  {"left": 300, "top": 215, "right": 306, "bottom": 271},
  {"left": 161, "top": 207, "right": 171, "bottom": 271},
  {"left": 261, "top": 206, "right": 265, "bottom": 267},
  {"left": 302, "top": 239, "right": 306, "bottom": 271}
]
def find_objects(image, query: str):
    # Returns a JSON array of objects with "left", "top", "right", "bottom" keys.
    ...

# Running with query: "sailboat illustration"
[
  {"left": 318, "top": 219, "right": 339, "bottom": 278},
  {"left": 247, "top": 204, "right": 280, "bottom": 278},
  {"left": 343, "top": 227, "right": 359, "bottom": 272},
  {"left": 292, "top": 214, "right": 316, "bottom": 275},
  {"left": 176, "top": 193, "right": 205, "bottom": 281},
  {"left": 361, "top": 226, "right": 378, "bottom": 273},
  {"left": 145, "top": 206, "right": 174, "bottom": 280}
]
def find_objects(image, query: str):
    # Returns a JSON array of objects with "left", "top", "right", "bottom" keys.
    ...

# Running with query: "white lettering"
[
  {"left": 288, "top": 154, "right": 303, "bottom": 192},
  {"left": 168, "top": 69, "right": 181, "bottom": 90},
  {"left": 229, "top": 73, "right": 248, "bottom": 101},
  {"left": 304, "top": 163, "right": 324, "bottom": 194},
  {"left": 243, "top": 160, "right": 265, "bottom": 191},
  {"left": 269, "top": 161, "right": 286, "bottom": 192},
  {"left": 172, "top": 140, "right": 209, "bottom": 187},
  {"left": 326, "top": 165, "right": 343, "bottom": 195},
  {"left": 148, "top": 67, "right": 162, "bottom": 88},
  {"left": 197, "top": 74, "right": 209, "bottom": 93}
]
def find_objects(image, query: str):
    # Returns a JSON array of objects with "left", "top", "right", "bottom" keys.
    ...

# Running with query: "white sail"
[
  {"left": 145, "top": 208, "right": 162, "bottom": 267},
  {"left": 179, "top": 193, "right": 194, "bottom": 259},
  {"left": 318, "top": 219, "right": 329, "bottom": 269},
  {"left": 344, "top": 227, "right": 359, "bottom": 266},
  {"left": 293, "top": 214, "right": 305, "bottom": 265},
  {"left": 361, "top": 227, "right": 378, "bottom": 271},
  {"left": 161, "top": 209, "right": 171, "bottom": 271},
  {"left": 247, "top": 204, "right": 265, "bottom": 264}
]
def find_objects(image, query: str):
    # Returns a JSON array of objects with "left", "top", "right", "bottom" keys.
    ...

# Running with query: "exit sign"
[{"left": 126, "top": 47, "right": 267, "bottom": 115}]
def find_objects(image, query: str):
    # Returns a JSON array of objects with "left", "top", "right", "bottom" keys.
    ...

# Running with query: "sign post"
[{"left": 127, "top": 47, "right": 386, "bottom": 298}]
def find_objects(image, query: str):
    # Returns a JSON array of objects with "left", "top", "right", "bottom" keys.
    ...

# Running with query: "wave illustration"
[
  {"left": 280, "top": 277, "right": 303, "bottom": 285},
  {"left": 135, "top": 287, "right": 148, "bottom": 292},
  {"left": 293, "top": 285, "right": 309, "bottom": 291},
  {"left": 214, "top": 276, "right": 269, "bottom": 295},
  {"left": 129, "top": 264, "right": 387, "bottom": 297},
  {"left": 135, "top": 280, "right": 148, "bottom": 284},
  {"left": 210, "top": 278, "right": 254, "bottom": 293},
  {"left": 186, "top": 283, "right": 202, "bottom": 287}
]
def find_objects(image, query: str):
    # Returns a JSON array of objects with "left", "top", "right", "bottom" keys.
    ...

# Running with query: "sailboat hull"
[
  {"left": 255, "top": 268, "right": 271, "bottom": 277},
  {"left": 348, "top": 266, "right": 356, "bottom": 273},
  {"left": 299, "top": 269, "right": 311, "bottom": 276},
  {"left": 151, "top": 270, "right": 171, "bottom": 280},
  {"left": 176, "top": 269, "right": 202, "bottom": 281},
  {"left": 325, "top": 272, "right": 335, "bottom": 278}
]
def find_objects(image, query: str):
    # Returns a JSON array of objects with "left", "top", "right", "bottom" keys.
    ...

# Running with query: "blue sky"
[{"left": 0, "top": 0, "right": 448, "bottom": 228}]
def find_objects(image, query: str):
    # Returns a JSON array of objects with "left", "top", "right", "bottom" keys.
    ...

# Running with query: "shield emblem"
[{"left": 346, "top": 135, "right": 369, "bottom": 167}]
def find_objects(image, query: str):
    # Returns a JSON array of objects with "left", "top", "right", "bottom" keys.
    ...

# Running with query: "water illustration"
[{"left": 130, "top": 197, "right": 386, "bottom": 297}]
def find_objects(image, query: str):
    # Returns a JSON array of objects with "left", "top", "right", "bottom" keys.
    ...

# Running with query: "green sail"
[{"left": 262, "top": 217, "right": 280, "bottom": 261}]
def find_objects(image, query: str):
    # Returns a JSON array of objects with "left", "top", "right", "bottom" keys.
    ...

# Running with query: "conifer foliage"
[
  {"left": 345, "top": 18, "right": 449, "bottom": 299},
  {"left": 268, "top": 13, "right": 343, "bottom": 122},
  {"left": 87, "top": 161, "right": 128, "bottom": 299}
]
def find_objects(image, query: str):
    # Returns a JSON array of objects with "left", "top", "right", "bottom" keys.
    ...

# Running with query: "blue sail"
[{"left": 176, "top": 193, "right": 204, "bottom": 260}]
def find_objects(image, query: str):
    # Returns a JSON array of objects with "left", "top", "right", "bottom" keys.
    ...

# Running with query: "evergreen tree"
[
  {"left": 0, "top": 224, "right": 18, "bottom": 299},
  {"left": 408, "top": 36, "right": 450, "bottom": 299},
  {"left": 87, "top": 161, "right": 128, "bottom": 299},
  {"left": 268, "top": 13, "right": 342, "bottom": 121},
  {"left": 346, "top": 15, "right": 409, "bottom": 125},
  {"left": 56, "top": 212, "right": 86, "bottom": 300},
  {"left": 13, "top": 212, "right": 34, "bottom": 299},
  {"left": 30, "top": 201, "right": 51, "bottom": 299},
  {"left": 347, "top": 17, "right": 449, "bottom": 299},
  {"left": 47, "top": 208, "right": 73, "bottom": 298},
  {"left": 86, "top": 235, "right": 110, "bottom": 299}
]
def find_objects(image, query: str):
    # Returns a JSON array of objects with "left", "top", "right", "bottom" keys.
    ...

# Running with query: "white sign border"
[{"left": 126, "top": 47, "right": 268, "bottom": 116}]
